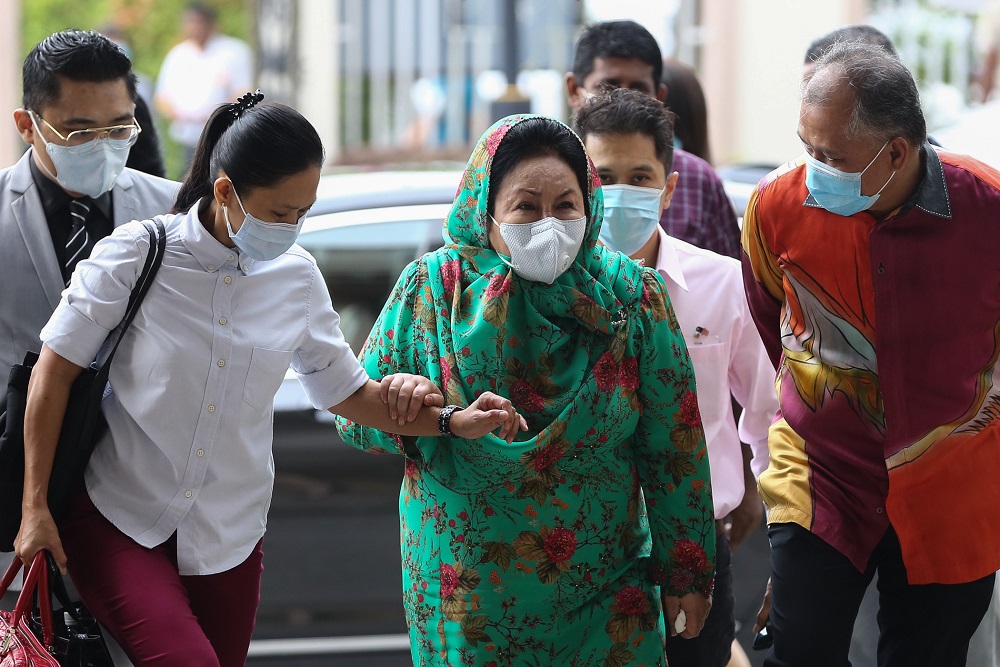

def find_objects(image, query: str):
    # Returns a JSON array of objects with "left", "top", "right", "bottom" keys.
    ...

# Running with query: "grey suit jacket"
[{"left": 0, "top": 150, "right": 179, "bottom": 371}]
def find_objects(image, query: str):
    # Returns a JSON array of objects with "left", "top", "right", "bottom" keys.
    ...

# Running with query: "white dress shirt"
[
  {"left": 653, "top": 227, "right": 777, "bottom": 518},
  {"left": 41, "top": 205, "right": 368, "bottom": 575}
]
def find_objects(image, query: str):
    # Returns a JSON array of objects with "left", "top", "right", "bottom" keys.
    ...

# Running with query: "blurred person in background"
[
  {"left": 744, "top": 41, "right": 1000, "bottom": 667},
  {"left": 802, "top": 24, "right": 898, "bottom": 81},
  {"left": 661, "top": 59, "right": 712, "bottom": 164},
  {"left": 566, "top": 20, "right": 741, "bottom": 259},
  {"left": 15, "top": 94, "right": 523, "bottom": 667},
  {"left": 99, "top": 23, "right": 168, "bottom": 178},
  {"left": 976, "top": 1, "right": 1000, "bottom": 102},
  {"left": 338, "top": 114, "right": 716, "bottom": 665},
  {"left": 576, "top": 87, "right": 775, "bottom": 667},
  {"left": 155, "top": 1, "right": 253, "bottom": 171}
]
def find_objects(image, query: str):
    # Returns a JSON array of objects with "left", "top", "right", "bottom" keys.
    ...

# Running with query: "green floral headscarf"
[{"left": 420, "top": 115, "right": 658, "bottom": 434}]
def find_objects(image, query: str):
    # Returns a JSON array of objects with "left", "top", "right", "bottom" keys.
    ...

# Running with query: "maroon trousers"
[{"left": 59, "top": 490, "right": 264, "bottom": 667}]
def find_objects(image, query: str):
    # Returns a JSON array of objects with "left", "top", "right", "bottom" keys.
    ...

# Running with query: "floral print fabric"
[{"left": 336, "top": 115, "right": 714, "bottom": 666}]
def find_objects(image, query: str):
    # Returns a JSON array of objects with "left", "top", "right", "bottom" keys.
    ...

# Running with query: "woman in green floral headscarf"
[{"left": 336, "top": 115, "right": 714, "bottom": 666}]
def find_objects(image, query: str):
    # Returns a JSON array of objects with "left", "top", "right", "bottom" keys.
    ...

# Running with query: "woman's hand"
[
  {"left": 379, "top": 373, "right": 445, "bottom": 426},
  {"left": 14, "top": 507, "right": 66, "bottom": 574},
  {"left": 663, "top": 591, "right": 712, "bottom": 639},
  {"left": 450, "top": 391, "right": 529, "bottom": 443}
]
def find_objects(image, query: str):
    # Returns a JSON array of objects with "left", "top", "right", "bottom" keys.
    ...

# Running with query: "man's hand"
[
  {"left": 450, "top": 392, "right": 528, "bottom": 443},
  {"left": 379, "top": 373, "right": 444, "bottom": 426},
  {"left": 663, "top": 592, "right": 712, "bottom": 639},
  {"left": 726, "top": 488, "right": 765, "bottom": 551},
  {"left": 752, "top": 577, "right": 773, "bottom": 634},
  {"left": 727, "top": 442, "right": 765, "bottom": 551}
]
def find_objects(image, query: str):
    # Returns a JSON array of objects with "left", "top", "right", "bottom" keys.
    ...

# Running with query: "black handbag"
[
  {"left": 0, "top": 550, "right": 115, "bottom": 667},
  {"left": 0, "top": 220, "right": 166, "bottom": 552},
  {"left": 30, "top": 552, "right": 115, "bottom": 667}
]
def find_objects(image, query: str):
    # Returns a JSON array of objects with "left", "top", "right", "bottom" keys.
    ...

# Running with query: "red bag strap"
[
  {"left": 3, "top": 551, "right": 55, "bottom": 648},
  {"left": 0, "top": 556, "right": 20, "bottom": 596}
]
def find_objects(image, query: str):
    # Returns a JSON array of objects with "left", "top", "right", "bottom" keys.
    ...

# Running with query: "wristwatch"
[{"left": 438, "top": 405, "right": 464, "bottom": 435}]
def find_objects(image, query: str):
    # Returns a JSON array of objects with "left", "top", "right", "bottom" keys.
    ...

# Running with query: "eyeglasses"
[{"left": 31, "top": 111, "right": 141, "bottom": 152}]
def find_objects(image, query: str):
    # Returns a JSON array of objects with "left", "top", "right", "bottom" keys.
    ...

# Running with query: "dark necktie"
[{"left": 65, "top": 198, "right": 91, "bottom": 284}]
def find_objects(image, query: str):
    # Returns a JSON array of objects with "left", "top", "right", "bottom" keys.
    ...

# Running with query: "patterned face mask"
[{"left": 493, "top": 215, "right": 587, "bottom": 284}]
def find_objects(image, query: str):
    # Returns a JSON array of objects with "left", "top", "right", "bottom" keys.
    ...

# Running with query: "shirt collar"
[
  {"left": 28, "top": 150, "right": 113, "bottom": 221},
  {"left": 802, "top": 143, "right": 951, "bottom": 219},
  {"left": 898, "top": 144, "right": 951, "bottom": 219},
  {"left": 653, "top": 227, "right": 689, "bottom": 292},
  {"left": 181, "top": 199, "right": 255, "bottom": 275}
]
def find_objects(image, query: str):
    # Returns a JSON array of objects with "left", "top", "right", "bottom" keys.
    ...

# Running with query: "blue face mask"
[
  {"left": 599, "top": 184, "right": 664, "bottom": 255},
  {"left": 223, "top": 184, "right": 306, "bottom": 261},
  {"left": 804, "top": 140, "right": 895, "bottom": 217}
]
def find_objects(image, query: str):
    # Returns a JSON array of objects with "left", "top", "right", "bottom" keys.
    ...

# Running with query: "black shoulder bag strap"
[{"left": 96, "top": 219, "right": 167, "bottom": 373}]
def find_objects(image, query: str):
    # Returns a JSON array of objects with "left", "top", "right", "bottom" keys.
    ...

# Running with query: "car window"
[{"left": 297, "top": 205, "right": 449, "bottom": 353}]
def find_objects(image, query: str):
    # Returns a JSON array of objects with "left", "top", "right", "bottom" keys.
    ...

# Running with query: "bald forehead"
[{"left": 802, "top": 63, "right": 853, "bottom": 109}]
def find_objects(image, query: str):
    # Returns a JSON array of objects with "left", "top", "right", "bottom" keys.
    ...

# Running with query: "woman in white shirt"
[{"left": 14, "top": 93, "right": 523, "bottom": 667}]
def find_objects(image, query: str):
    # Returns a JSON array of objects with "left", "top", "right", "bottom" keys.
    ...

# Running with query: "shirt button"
[
  {"left": 207, "top": 404, "right": 216, "bottom": 413},
  {"left": 219, "top": 317, "right": 228, "bottom": 325},
  {"left": 876, "top": 507, "right": 884, "bottom": 514},
  {"left": 197, "top": 449, "right": 205, "bottom": 457},
  {"left": 877, "top": 263, "right": 885, "bottom": 275},
  {"left": 207, "top": 265, "right": 215, "bottom": 271},
  {"left": 185, "top": 490, "right": 193, "bottom": 499},
  {"left": 224, "top": 276, "right": 233, "bottom": 284},
  {"left": 217, "top": 359, "right": 226, "bottom": 367},
  {"left": 228, "top": 254, "right": 235, "bottom": 261}
]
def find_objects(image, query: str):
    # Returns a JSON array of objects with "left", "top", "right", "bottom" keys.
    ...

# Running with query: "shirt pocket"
[
  {"left": 684, "top": 336, "right": 728, "bottom": 425},
  {"left": 242, "top": 347, "right": 295, "bottom": 410}
]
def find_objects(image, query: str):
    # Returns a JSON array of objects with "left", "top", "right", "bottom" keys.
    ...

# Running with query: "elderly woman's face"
[{"left": 488, "top": 153, "right": 585, "bottom": 256}]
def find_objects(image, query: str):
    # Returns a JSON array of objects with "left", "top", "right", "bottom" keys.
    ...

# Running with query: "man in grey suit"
[
  {"left": 0, "top": 31, "right": 177, "bottom": 602},
  {"left": 0, "top": 29, "right": 178, "bottom": 373}
]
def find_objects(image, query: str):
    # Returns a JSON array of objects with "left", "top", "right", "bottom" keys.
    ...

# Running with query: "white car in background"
[{"left": 273, "top": 170, "right": 460, "bottom": 414}]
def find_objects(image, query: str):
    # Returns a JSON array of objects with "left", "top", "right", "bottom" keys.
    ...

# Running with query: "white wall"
[
  {"left": 702, "top": 0, "right": 867, "bottom": 166},
  {"left": 0, "top": 1, "right": 22, "bottom": 168},
  {"left": 296, "top": 0, "right": 340, "bottom": 164}
]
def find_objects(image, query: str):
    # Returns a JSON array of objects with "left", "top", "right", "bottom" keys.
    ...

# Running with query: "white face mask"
[
  {"left": 223, "top": 184, "right": 306, "bottom": 261},
  {"left": 493, "top": 215, "right": 587, "bottom": 284},
  {"left": 31, "top": 114, "right": 130, "bottom": 198},
  {"left": 599, "top": 184, "right": 665, "bottom": 255}
]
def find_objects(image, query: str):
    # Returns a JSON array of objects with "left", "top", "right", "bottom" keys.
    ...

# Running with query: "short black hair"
[
  {"left": 805, "top": 42, "right": 926, "bottom": 146},
  {"left": 573, "top": 88, "right": 676, "bottom": 174},
  {"left": 487, "top": 118, "right": 591, "bottom": 219},
  {"left": 22, "top": 30, "right": 138, "bottom": 111},
  {"left": 571, "top": 20, "right": 663, "bottom": 89},
  {"left": 186, "top": 1, "right": 218, "bottom": 23},
  {"left": 804, "top": 24, "right": 898, "bottom": 65}
]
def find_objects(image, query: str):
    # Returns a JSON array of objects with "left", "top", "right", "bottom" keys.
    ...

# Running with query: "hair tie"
[{"left": 232, "top": 89, "right": 264, "bottom": 119}]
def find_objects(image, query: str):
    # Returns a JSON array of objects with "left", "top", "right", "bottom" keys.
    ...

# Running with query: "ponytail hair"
[{"left": 172, "top": 93, "right": 325, "bottom": 213}]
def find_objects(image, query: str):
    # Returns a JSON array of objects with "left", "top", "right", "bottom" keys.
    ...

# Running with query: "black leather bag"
[
  {"left": 0, "top": 220, "right": 166, "bottom": 551},
  {"left": 30, "top": 552, "right": 115, "bottom": 667}
]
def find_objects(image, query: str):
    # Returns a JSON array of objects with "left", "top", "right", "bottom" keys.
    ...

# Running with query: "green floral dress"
[{"left": 336, "top": 115, "right": 715, "bottom": 667}]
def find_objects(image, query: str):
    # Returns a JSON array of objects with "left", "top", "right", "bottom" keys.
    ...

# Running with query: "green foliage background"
[{"left": 22, "top": 0, "right": 252, "bottom": 177}]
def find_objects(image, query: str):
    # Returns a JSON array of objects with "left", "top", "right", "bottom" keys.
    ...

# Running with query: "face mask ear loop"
[
  {"left": 229, "top": 181, "right": 251, "bottom": 217},
  {"left": 861, "top": 140, "right": 891, "bottom": 175}
]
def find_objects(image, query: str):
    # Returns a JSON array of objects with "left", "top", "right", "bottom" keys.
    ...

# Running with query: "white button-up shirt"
[
  {"left": 654, "top": 227, "right": 777, "bottom": 518},
  {"left": 41, "top": 205, "right": 368, "bottom": 574}
]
